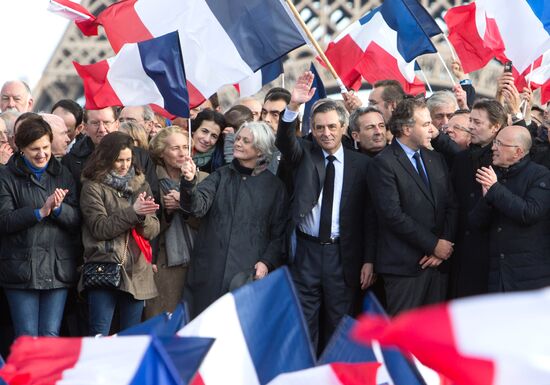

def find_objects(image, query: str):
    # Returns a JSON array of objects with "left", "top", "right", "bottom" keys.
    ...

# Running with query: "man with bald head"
[
  {"left": 470, "top": 125, "right": 550, "bottom": 292},
  {"left": 41, "top": 113, "right": 71, "bottom": 159},
  {"left": 1, "top": 80, "right": 33, "bottom": 112}
]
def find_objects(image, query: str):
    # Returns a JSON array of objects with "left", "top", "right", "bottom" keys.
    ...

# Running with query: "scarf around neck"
[{"left": 103, "top": 167, "right": 136, "bottom": 197}]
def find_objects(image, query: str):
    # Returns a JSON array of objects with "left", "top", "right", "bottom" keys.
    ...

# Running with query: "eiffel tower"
[{"left": 33, "top": 0, "right": 503, "bottom": 112}]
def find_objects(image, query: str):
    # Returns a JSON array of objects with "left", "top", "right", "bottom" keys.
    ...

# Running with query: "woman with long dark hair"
[
  {"left": 191, "top": 109, "right": 227, "bottom": 173},
  {"left": 79, "top": 131, "right": 159, "bottom": 335}
]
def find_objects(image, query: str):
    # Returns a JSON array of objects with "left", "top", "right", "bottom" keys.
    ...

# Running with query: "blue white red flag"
[
  {"left": 324, "top": 0, "right": 437, "bottom": 94},
  {"left": 236, "top": 60, "right": 284, "bottom": 98},
  {"left": 74, "top": 31, "right": 189, "bottom": 118},
  {"left": 177, "top": 267, "right": 316, "bottom": 385},
  {"left": 0, "top": 335, "right": 210, "bottom": 385},
  {"left": 302, "top": 63, "right": 327, "bottom": 136},
  {"left": 267, "top": 363, "right": 379, "bottom": 385},
  {"left": 66, "top": 0, "right": 307, "bottom": 108},
  {"left": 47, "top": 0, "right": 98, "bottom": 36},
  {"left": 445, "top": 0, "right": 550, "bottom": 74},
  {"left": 353, "top": 288, "right": 550, "bottom": 385},
  {"left": 119, "top": 302, "right": 188, "bottom": 337}
]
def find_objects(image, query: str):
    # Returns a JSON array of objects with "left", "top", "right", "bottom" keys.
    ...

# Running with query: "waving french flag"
[
  {"left": 445, "top": 0, "right": 550, "bottom": 74},
  {"left": 177, "top": 268, "right": 316, "bottom": 385},
  {"left": 66, "top": 0, "right": 306, "bottom": 108},
  {"left": 324, "top": 0, "right": 438, "bottom": 94},
  {"left": 74, "top": 31, "right": 190, "bottom": 118},
  {"left": 0, "top": 335, "right": 212, "bottom": 385},
  {"left": 353, "top": 288, "right": 550, "bottom": 385}
]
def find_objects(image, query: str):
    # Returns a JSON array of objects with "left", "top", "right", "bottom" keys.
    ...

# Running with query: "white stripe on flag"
[
  {"left": 371, "top": 340, "right": 395, "bottom": 385},
  {"left": 178, "top": 293, "right": 260, "bottom": 385},
  {"left": 135, "top": 0, "right": 254, "bottom": 99},
  {"left": 57, "top": 336, "right": 152, "bottom": 385},
  {"left": 106, "top": 43, "right": 165, "bottom": 107},
  {"left": 267, "top": 364, "right": 341, "bottom": 385}
]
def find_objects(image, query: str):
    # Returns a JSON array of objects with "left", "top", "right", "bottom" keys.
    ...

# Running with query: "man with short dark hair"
[
  {"left": 349, "top": 107, "right": 387, "bottom": 157},
  {"left": 262, "top": 87, "right": 291, "bottom": 132},
  {"left": 367, "top": 97, "right": 457, "bottom": 315},
  {"left": 51, "top": 99, "right": 84, "bottom": 152},
  {"left": 276, "top": 72, "right": 375, "bottom": 352},
  {"left": 471, "top": 125, "right": 550, "bottom": 292},
  {"left": 368, "top": 80, "right": 406, "bottom": 123}
]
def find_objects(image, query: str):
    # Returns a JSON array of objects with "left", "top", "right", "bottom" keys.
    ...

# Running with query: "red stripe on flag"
[
  {"left": 357, "top": 41, "right": 425, "bottom": 95},
  {"left": 353, "top": 305, "right": 495, "bottom": 385},
  {"left": 332, "top": 363, "right": 380, "bottom": 385},
  {"left": 0, "top": 337, "right": 82, "bottom": 385},
  {"left": 324, "top": 35, "right": 365, "bottom": 91},
  {"left": 444, "top": 3, "right": 495, "bottom": 73},
  {"left": 96, "top": 0, "right": 153, "bottom": 53},
  {"left": 190, "top": 372, "right": 206, "bottom": 385},
  {"left": 73, "top": 60, "right": 123, "bottom": 110}
]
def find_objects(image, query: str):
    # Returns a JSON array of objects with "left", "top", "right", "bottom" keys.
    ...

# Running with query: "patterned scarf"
[{"left": 103, "top": 167, "right": 136, "bottom": 197}]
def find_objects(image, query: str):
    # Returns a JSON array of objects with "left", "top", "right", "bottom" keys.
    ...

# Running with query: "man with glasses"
[
  {"left": 443, "top": 110, "right": 471, "bottom": 151},
  {"left": 118, "top": 105, "right": 155, "bottom": 138},
  {"left": 449, "top": 99, "right": 507, "bottom": 299},
  {"left": 62, "top": 106, "right": 158, "bottom": 199},
  {"left": 470, "top": 125, "right": 550, "bottom": 292}
]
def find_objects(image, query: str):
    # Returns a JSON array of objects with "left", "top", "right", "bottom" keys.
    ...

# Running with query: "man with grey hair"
[
  {"left": 0, "top": 80, "right": 33, "bottom": 113},
  {"left": 0, "top": 117, "right": 12, "bottom": 164},
  {"left": 0, "top": 110, "right": 21, "bottom": 151},
  {"left": 427, "top": 90, "right": 459, "bottom": 131},
  {"left": 276, "top": 71, "right": 375, "bottom": 353},
  {"left": 471, "top": 125, "right": 550, "bottom": 292},
  {"left": 118, "top": 105, "right": 155, "bottom": 138}
]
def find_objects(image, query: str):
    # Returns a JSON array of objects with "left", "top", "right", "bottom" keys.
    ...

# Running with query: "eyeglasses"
[
  {"left": 444, "top": 124, "right": 472, "bottom": 134},
  {"left": 87, "top": 120, "right": 116, "bottom": 129},
  {"left": 493, "top": 139, "right": 519, "bottom": 148}
]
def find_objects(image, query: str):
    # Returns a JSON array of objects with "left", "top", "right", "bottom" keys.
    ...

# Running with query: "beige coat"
[{"left": 79, "top": 172, "right": 160, "bottom": 300}]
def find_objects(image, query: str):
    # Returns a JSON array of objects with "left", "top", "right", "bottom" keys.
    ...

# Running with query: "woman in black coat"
[
  {"left": 180, "top": 121, "right": 288, "bottom": 318},
  {"left": 0, "top": 115, "right": 80, "bottom": 337}
]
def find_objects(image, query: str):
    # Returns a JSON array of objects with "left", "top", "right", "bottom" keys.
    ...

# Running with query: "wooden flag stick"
[
  {"left": 284, "top": 0, "right": 348, "bottom": 93},
  {"left": 436, "top": 51, "right": 457, "bottom": 86},
  {"left": 418, "top": 65, "right": 433, "bottom": 94}
]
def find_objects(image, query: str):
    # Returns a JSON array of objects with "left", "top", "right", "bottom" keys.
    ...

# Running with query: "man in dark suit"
[
  {"left": 367, "top": 97, "right": 457, "bottom": 316},
  {"left": 276, "top": 71, "right": 375, "bottom": 352}
]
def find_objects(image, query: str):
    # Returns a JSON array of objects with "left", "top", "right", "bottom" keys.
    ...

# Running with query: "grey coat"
[{"left": 181, "top": 161, "right": 288, "bottom": 317}]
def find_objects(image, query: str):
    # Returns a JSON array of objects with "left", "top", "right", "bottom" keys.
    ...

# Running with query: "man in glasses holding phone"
[{"left": 470, "top": 125, "right": 550, "bottom": 293}]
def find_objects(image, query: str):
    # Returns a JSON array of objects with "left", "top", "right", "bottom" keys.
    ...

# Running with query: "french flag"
[
  {"left": 236, "top": 60, "right": 284, "bottom": 98},
  {"left": 324, "top": 0, "right": 438, "bottom": 95},
  {"left": 177, "top": 268, "right": 316, "bottom": 385},
  {"left": 74, "top": 31, "right": 190, "bottom": 118},
  {"left": 353, "top": 288, "right": 550, "bottom": 385},
  {"left": 0, "top": 335, "right": 212, "bottom": 385},
  {"left": 119, "top": 302, "right": 188, "bottom": 337},
  {"left": 266, "top": 363, "right": 380, "bottom": 385},
  {"left": 445, "top": 0, "right": 550, "bottom": 74},
  {"left": 71, "top": 0, "right": 306, "bottom": 108},
  {"left": 47, "top": 0, "right": 98, "bottom": 36},
  {"left": 525, "top": 51, "right": 550, "bottom": 104}
]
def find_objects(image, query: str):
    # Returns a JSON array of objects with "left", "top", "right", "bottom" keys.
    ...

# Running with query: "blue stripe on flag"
[
  {"left": 158, "top": 337, "right": 214, "bottom": 385},
  {"left": 526, "top": 0, "right": 550, "bottom": 33},
  {"left": 261, "top": 59, "right": 284, "bottom": 85},
  {"left": 129, "top": 338, "right": 182, "bottom": 385},
  {"left": 233, "top": 268, "right": 315, "bottom": 385},
  {"left": 204, "top": 0, "right": 306, "bottom": 71},
  {"left": 401, "top": 0, "right": 442, "bottom": 37},
  {"left": 379, "top": 0, "right": 437, "bottom": 62},
  {"left": 138, "top": 31, "right": 189, "bottom": 118}
]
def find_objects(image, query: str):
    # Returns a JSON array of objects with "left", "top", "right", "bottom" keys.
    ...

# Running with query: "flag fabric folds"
[
  {"left": 119, "top": 302, "right": 189, "bottom": 337},
  {"left": 74, "top": 31, "right": 190, "bottom": 118},
  {"left": 302, "top": 63, "right": 327, "bottom": 136},
  {"left": 77, "top": 0, "right": 306, "bottom": 108},
  {"left": 445, "top": 0, "right": 550, "bottom": 74},
  {"left": 266, "top": 363, "right": 380, "bottom": 385},
  {"left": 324, "top": 0, "right": 435, "bottom": 94},
  {"left": 177, "top": 267, "right": 316, "bottom": 385},
  {"left": 0, "top": 335, "right": 210, "bottom": 385},
  {"left": 353, "top": 287, "right": 550, "bottom": 385},
  {"left": 47, "top": 0, "right": 98, "bottom": 36},
  {"left": 236, "top": 60, "right": 284, "bottom": 98}
]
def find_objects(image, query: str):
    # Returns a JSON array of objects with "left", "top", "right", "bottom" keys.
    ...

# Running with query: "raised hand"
[
  {"left": 342, "top": 91, "right": 362, "bottom": 113},
  {"left": 133, "top": 191, "right": 159, "bottom": 216},
  {"left": 52, "top": 188, "right": 69, "bottom": 210},
  {"left": 451, "top": 60, "right": 467, "bottom": 81},
  {"left": 0, "top": 143, "right": 13, "bottom": 165},
  {"left": 180, "top": 155, "right": 197, "bottom": 182},
  {"left": 288, "top": 71, "right": 316, "bottom": 111},
  {"left": 452, "top": 84, "right": 468, "bottom": 110}
]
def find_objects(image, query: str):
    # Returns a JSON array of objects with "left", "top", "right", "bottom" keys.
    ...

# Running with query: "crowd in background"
[{"left": 0, "top": 58, "right": 549, "bottom": 357}]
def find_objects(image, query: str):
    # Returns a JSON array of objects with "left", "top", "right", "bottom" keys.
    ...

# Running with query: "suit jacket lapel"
[
  {"left": 392, "top": 142, "right": 435, "bottom": 205},
  {"left": 340, "top": 150, "right": 356, "bottom": 211},
  {"left": 421, "top": 148, "right": 439, "bottom": 208},
  {"left": 313, "top": 145, "right": 326, "bottom": 190}
]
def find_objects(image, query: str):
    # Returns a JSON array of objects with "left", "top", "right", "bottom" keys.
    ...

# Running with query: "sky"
[{"left": 0, "top": 1, "right": 70, "bottom": 90}]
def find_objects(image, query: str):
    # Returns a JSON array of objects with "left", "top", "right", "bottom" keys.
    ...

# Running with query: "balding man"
[
  {"left": 470, "top": 125, "right": 550, "bottom": 292},
  {"left": 238, "top": 97, "right": 262, "bottom": 121},
  {"left": 118, "top": 105, "right": 155, "bottom": 138},
  {"left": 41, "top": 114, "right": 70, "bottom": 159},
  {"left": 0, "top": 80, "right": 33, "bottom": 112}
]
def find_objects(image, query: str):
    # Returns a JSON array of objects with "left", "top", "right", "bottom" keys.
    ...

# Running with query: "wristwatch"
[{"left": 512, "top": 112, "right": 523, "bottom": 123}]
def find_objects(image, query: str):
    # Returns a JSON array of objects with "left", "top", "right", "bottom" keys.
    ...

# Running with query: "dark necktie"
[
  {"left": 413, "top": 152, "right": 429, "bottom": 187},
  {"left": 319, "top": 155, "right": 336, "bottom": 242}
]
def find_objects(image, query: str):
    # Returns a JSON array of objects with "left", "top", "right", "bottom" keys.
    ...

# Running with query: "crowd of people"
[{"left": 0, "top": 58, "right": 550, "bottom": 357}]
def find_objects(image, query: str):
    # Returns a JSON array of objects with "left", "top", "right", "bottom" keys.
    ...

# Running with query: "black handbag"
[{"left": 83, "top": 233, "right": 129, "bottom": 289}]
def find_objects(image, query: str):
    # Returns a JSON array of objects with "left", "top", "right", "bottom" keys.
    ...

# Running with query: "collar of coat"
[{"left": 8, "top": 152, "right": 63, "bottom": 178}]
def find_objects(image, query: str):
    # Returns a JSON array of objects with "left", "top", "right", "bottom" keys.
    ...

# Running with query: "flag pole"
[
  {"left": 418, "top": 66, "right": 433, "bottom": 94},
  {"left": 443, "top": 34, "right": 458, "bottom": 61},
  {"left": 281, "top": 72, "right": 285, "bottom": 89},
  {"left": 283, "top": 0, "right": 348, "bottom": 93},
  {"left": 435, "top": 51, "right": 457, "bottom": 86},
  {"left": 188, "top": 118, "right": 192, "bottom": 157},
  {"left": 522, "top": 61, "right": 536, "bottom": 116}
]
